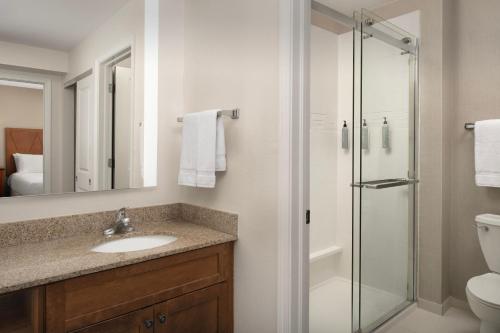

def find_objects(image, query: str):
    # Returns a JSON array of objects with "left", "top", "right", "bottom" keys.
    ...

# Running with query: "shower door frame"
[{"left": 353, "top": 11, "right": 419, "bottom": 332}]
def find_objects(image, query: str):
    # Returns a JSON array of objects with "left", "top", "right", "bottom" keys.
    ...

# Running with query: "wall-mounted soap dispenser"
[
  {"left": 342, "top": 120, "right": 349, "bottom": 150},
  {"left": 382, "top": 117, "right": 390, "bottom": 149},
  {"left": 362, "top": 119, "right": 369, "bottom": 150}
]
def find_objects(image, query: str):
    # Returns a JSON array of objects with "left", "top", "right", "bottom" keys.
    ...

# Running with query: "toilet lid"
[{"left": 467, "top": 273, "right": 500, "bottom": 307}]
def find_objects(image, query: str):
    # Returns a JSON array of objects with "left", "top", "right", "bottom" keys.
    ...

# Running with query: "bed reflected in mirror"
[{"left": 0, "top": 0, "right": 158, "bottom": 198}]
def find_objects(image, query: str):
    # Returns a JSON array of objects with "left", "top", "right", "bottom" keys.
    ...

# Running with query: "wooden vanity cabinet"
[
  {"left": 70, "top": 307, "right": 154, "bottom": 333},
  {"left": 0, "top": 287, "right": 44, "bottom": 333},
  {"left": 70, "top": 283, "right": 230, "bottom": 333},
  {"left": 44, "top": 242, "right": 234, "bottom": 333},
  {"left": 154, "top": 283, "right": 230, "bottom": 333}
]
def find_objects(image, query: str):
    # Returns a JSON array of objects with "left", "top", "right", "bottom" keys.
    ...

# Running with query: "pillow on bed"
[{"left": 13, "top": 153, "right": 43, "bottom": 173}]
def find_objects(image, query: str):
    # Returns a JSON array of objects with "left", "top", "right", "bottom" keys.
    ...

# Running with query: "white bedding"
[{"left": 8, "top": 172, "right": 44, "bottom": 196}]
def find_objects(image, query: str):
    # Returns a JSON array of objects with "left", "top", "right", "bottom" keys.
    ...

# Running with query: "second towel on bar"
[
  {"left": 178, "top": 110, "right": 226, "bottom": 188},
  {"left": 475, "top": 119, "right": 500, "bottom": 187}
]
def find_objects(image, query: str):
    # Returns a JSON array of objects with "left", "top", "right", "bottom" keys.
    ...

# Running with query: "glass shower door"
[{"left": 352, "top": 10, "right": 418, "bottom": 333}]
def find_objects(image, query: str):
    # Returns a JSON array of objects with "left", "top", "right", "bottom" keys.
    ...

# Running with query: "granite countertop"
[{"left": 0, "top": 211, "right": 237, "bottom": 295}]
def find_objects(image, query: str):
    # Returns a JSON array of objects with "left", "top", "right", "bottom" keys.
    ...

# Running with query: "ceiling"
[
  {"left": 318, "top": 0, "right": 397, "bottom": 16},
  {"left": 0, "top": 0, "right": 131, "bottom": 51}
]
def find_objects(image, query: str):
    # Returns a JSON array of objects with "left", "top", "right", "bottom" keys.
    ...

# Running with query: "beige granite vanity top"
[{"left": 0, "top": 204, "right": 238, "bottom": 295}]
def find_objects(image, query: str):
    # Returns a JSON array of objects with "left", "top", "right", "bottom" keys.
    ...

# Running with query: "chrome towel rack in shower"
[{"left": 177, "top": 109, "right": 240, "bottom": 123}]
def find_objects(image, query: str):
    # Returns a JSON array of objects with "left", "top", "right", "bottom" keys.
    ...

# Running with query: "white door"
[
  {"left": 114, "top": 66, "right": 132, "bottom": 189},
  {"left": 75, "top": 75, "right": 96, "bottom": 192}
]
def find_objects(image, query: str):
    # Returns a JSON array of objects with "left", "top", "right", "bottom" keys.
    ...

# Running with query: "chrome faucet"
[{"left": 104, "top": 208, "right": 134, "bottom": 236}]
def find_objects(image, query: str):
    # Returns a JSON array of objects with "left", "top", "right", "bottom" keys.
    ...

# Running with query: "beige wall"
[
  {"left": 0, "top": 1, "right": 280, "bottom": 332},
  {"left": 178, "top": 0, "right": 279, "bottom": 331},
  {"left": 444, "top": 0, "right": 499, "bottom": 302},
  {"left": 0, "top": 85, "right": 43, "bottom": 168}
]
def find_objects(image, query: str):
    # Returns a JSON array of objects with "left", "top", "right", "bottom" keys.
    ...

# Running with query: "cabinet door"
[
  {"left": 46, "top": 243, "right": 233, "bottom": 332},
  {"left": 0, "top": 287, "right": 44, "bottom": 333},
  {"left": 154, "top": 283, "right": 231, "bottom": 333},
  {"left": 70, "top": 307, "right": 154, "bottom": 333}
]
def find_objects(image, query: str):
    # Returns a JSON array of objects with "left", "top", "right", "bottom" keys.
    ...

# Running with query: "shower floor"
[{"left": 310, "top": 277, "right": 406, "bottom": 333}]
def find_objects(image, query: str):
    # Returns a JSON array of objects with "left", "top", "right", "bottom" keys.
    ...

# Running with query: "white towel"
[
  {"left": 178, "top": 110, "right": 226, "bottom": 188},
  {"left": 178, "top": 113, "right": 199, "bottom": 187},
  {"left": 475, "top": 119, "right": 500, "bottom": 187},
  {"left": 216, "top": 116, "right": 227, "bottom": 171}
]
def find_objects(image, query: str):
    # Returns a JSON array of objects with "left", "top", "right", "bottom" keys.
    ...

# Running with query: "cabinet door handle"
[
  {"left": 144, "top": 319, "right": 154, "bottom": 329},
  {"left": 158, "top": 313, "right": 167, "bottom": 324}
]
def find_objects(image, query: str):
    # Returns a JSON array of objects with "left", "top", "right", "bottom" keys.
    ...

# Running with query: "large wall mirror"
[{"left": 0, "top": 0, "right": 158, "bottom": 198}]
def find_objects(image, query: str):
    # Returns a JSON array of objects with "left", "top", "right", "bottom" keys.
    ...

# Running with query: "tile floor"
[
  {"left": 376, "top": 306, "right": 480, "bottom": 333},
  {"left": 310, "top": 277, "right": 406, "bottom": 333},
  {"left": 310, "top": 276, "right": 480, "bottom": 333}
]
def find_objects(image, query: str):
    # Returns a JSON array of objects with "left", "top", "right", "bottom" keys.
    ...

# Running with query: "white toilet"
[{"left": 466, "top": 214, "right": 500, "bottom": 333}]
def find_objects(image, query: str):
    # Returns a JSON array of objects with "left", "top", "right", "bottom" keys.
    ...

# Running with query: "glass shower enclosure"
[{"left": 352, "top": 10, "right": 418, "bottom": 333}]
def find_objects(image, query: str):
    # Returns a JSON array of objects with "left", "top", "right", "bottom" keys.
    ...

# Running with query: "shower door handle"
[{"left": 351, "top": 178, "right": 419, "bottom": 189}]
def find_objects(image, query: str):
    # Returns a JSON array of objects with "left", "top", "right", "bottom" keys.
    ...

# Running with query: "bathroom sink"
[{"left": 91, "top": 235, "right": 177, "bottom": 253}]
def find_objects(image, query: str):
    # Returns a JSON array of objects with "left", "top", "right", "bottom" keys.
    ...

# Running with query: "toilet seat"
[{"left": 467, "top": 273, "right": 500, "bottom": 309}]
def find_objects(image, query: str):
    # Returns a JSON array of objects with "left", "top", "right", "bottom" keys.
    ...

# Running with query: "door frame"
[
  {"left": 96, "top": 43, "right": 134, "bottom": 190},
  {"left": 277, "top": 0, "right": 310, "bottom": 332},
  {"left": 0, "top": 70, "right": 52, "bottom": 194},
  {"left": 97, "top": 46, "right": 133, "bottom": 190}
]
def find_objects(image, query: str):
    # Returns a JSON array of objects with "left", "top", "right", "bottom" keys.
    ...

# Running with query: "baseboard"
[
  {"left": 417, "top": 298, "right": 445, "bottom": 315},
  {"left": 444, "top": 296, "right": 470, "bottom": 312},
  {"left": 418, "top": 296, "right": 471, "bottom": 315}
]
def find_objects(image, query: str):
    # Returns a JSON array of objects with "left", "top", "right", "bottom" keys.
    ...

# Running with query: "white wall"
[
  {"left": 358, "top": 35, "right": 412, "bottom": 297},
  {"left": 360, "top": 11, "right": 419, "bottom": 297},
  {"left": 335, "top": 31, "right": 354, "bottom": 280},
  {"left": 310, "top": 26, "right": 338, "bottom": 255},
  {"left": 66, "top": 0, "right": 146, "bottom": 191},
  {"left": 309, "top": 25, "right": 341, "bottom": 288},
  {"left": 66, "top": 0, "right": 144, "bottom": 82},
  {"left": 329, "top": 11, "right": 420, "bottom": 297},
  {"left": 0, "top": 40, "right": 68, "bottom": 73}
]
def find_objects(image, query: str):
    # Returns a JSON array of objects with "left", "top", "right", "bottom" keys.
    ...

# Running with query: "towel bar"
[
  {"left": 465, "top": 123, "right": 475, "bottom": 130},
  {"left": 351, "top": 178, "right": 419, "bottom": 189},
  {"left": 177, "top": 109, "right": 240, "bottom": 123}
]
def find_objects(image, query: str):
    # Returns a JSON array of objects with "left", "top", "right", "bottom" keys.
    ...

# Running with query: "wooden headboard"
[{"left": 5, "top": 128, "right": 43, "bottom": 178}]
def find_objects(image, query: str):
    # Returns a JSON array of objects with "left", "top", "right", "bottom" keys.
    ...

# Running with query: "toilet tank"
[{"left": 476, "top": 214, "right": 500, "bottom": 273}]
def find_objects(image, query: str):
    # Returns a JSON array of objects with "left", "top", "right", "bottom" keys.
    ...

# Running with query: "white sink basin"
[{"left": 91, "top": 235, "right": 177, "bottom": 253}]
